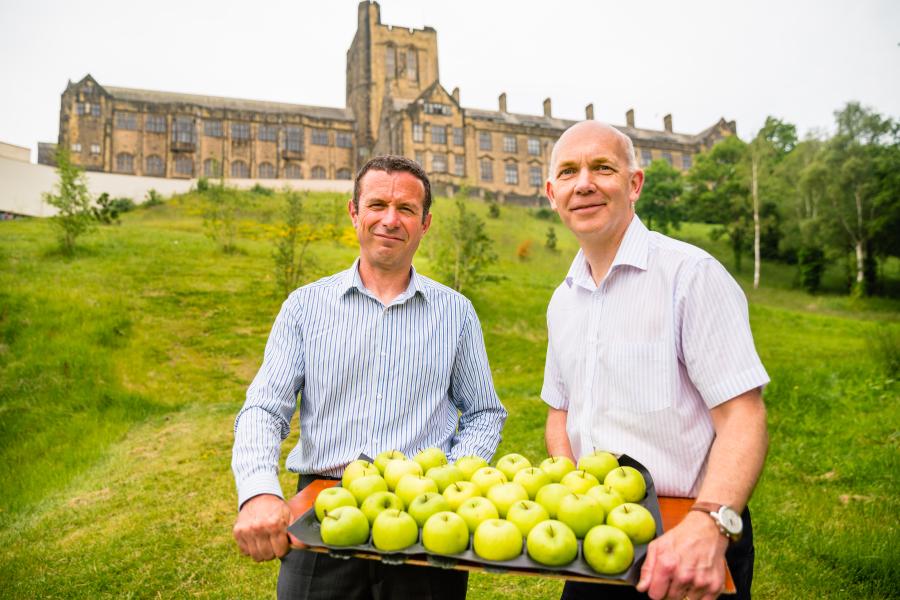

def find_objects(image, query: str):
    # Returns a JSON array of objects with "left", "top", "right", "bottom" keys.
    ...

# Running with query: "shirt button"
[{"left": 376, "top": 394, "right": 383, "bottom": 400}]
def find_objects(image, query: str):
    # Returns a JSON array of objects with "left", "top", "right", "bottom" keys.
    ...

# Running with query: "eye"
[
  {"left": 558, "top": 167, "right": 576, "bottom": 177},
  {"left": 593, "top": 164, "right": 613, "bottom": 173}
]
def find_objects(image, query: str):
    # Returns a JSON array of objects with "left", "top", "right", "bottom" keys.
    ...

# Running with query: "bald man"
[{"left": 541, "top": 121, "right": 769, "bottom": 600}]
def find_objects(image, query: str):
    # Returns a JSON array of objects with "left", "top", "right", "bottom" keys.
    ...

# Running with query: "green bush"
[
  {"left": 532, "top": 207, "right": 555, "bottom": 221},
  {"left": 250, "top": 183, "right": 274, "bottom": 196},
  {"left": 867, "top": 325, "right": 900, "bottom": 377},
  {"left": 798, "top": 246, "right": 826, "bottom": 293},
  {"left": 144, "top": 189, "right": 164, "bottom": 207}
]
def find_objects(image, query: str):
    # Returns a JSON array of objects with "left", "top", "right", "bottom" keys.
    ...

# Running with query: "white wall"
[{"left": 0, "top": 157, "right": 354, "bottom": 217}]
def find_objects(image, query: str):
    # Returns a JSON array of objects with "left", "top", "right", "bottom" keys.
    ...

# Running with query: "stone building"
[{"left": 45, "top": 1, "right": 735, "bottom": 203}]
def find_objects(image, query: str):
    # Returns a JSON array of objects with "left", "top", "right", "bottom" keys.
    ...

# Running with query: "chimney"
[
  {"left": 543, "top": 97, "right": 552, "bottom": 117},
  {"left": 585, "top": 103, "right": 594, "bottom": 120},
  {"left": 663, "top": 114, "right": 673, "bottom": 132},
  {"left": 451, "top": 87, "right": 459, "bottom": 103},
  {"left": 499, "top": 92, "right": 507, "bottom": 113},
  {"left": 626, "top": 109, "right": 635, "bottom": 128}
]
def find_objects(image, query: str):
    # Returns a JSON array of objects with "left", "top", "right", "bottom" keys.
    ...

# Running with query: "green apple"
[
  {"left": 583, "top": 524, "right": 634, "bottom": 575},
  {"left": 341, "top": 459, "right": 380, "bottom": 488},
  {"left": 470, "top": 466, "right": 508, "bottom": 494},
  {"left": 539, "top": 456, "right": 576, "bottom": 482},
  {"left": 413, "top": 447, "right": 448, "bottom": 473},
  {"left": 425, "top": 464, "right": 465, "bottom": 492},
  {"left": 557, "top": 493, "right": 605, "bottom": 538},
  {"left": 534, "top": 483, "right": 574, "bottom": 519},
  {"left": 454, "top": 455, "right": 489, "bottom": 480},
  {"left": 371, "top": 509, "right": 419, "bottom": 552},
  {"left": 314, "top": 486, "right": 357, "bottom": 522},
  {"left": 526, "top": 519, "right": 578, "bottom": 566},
  {"left": 395, "top": 474, "right": 438, "bottom": 508},
  {"left": 407, "top": 492, "right": 450, "bottom": 528},
  {"left": 473, "top": 518, "right": 523, "bottom": 561},
  {"left": 455, "top": 496, "right": 499, "bottom": 534},
  {"left": 374, "top": 449, "right": 406, "bottom": 475},
  {"left": 495, "top": 453, "right": 532, "bottom": 481},
  {"left": 586, "top": 484, "right": 626, "bottom": 516},
  {"left": 561, "top": 470, "right": 601, "bottom": 494},
  {"left": 319, "top": 505, "right": 369, "bottom": 546},
  {"left": 442, "top": 480, "right": 481, "bottom": 511},
  {"left": 360, "top": 491, "right": 404, "bottom": 524},
  {"left": 606, "top": 502, "right": 656, "bottom": 544},
  {"left": 577, "top": 450, "right": 619, "bottom": 483},
  {"left": 486, "top": 481, "right": 529, "bottom": 518},
  {"left": 422, "top": 511, "right": 470, "bottom": 555},
  {"left": 506, "top": 500, "right": 550, "bottom": 536},
  {"left": 603, "top": 466, "right": 647, "bottom": 502},
  {"left": 384, "top": 459, "right": 424, "bottom": 491},
  {"left": 347, "top": 473, "right": 388, "bottom": 504},
  {"left": 513, "top": 467, "right": 551, "bottom": 500}
]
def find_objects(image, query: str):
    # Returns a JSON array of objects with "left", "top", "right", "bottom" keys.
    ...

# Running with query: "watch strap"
[
  {"left": 690, "top": 501, "right": 721, "bottom": 514},
  {"left": 690, "top": 501, "right": 740, "bottom": 541}
]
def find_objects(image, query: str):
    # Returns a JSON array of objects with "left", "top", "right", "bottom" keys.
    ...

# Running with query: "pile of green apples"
[{"left": 312, "top": 448, "right": 657, "bottom": 576}]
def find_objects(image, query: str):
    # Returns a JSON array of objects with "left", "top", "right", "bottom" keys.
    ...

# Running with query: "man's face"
[
  {"left": 545, "top": 123, "right": 644, "bottom": 243},
  {"left": 349, "top": 169, "right": 431, "bottom": 273}
]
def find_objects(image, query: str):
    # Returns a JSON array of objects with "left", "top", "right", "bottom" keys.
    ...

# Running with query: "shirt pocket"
[{"left": 603, "top": 341, "right": 673, "bottom": 413}]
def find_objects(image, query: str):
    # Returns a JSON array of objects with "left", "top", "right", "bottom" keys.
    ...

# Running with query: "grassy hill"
[{"left": 0, "top": 190, "right": 897, "bottom": 598}]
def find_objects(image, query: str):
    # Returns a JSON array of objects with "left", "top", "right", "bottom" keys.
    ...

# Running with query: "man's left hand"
[{"left": 635, "top": 510, "right": 728, "bottom": 600}]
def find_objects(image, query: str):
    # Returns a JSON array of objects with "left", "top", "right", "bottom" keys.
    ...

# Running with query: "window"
[
  {"left": 285, "top": 126, "right": 303, "bottom": 152},
  {"left": 203, "top": 158, "right": 222, "bottom": 177},
  {"left": 412, "top": 123, "right": 424, "bottom": 143},
  {"left": 172, "top": 117, "right": 195, "bottom": 144},
  {"left": 311, "top": 166, "right": 326, "bottom": 179},
  {"left": 529, "top": 165, "right": 542, "bottom": 186},
  {"left": 336, "top": 132, "right": 353, "bottom": 148},
  {"left": 336, "top": 168, "right": 352, "bottom": 180},
  {"left": 453, "top": 127, "right": 464, "bottom": 146},
  {"left": 453, "top": 154, "right": 465, "bottom": 176},
  {"left": 76, "top": 102, "right": 85, "bottom": 115},
  {"left": 641, "top": 148, "right": 652, "bottom": 166},
  {"left": 480, "top": 158, "right": 493, "bottom": 182},
  {"left": 311, "top": 129, "right": 329, "bottom": 146},
  {"left": 231, "top": 160, "right": 249, "bottom": 178},
  {"left": 232, "top": 122, "right": 251, "bottom": 141},
  {"left": 505, "top": 162, "right": 518, "bottom": 185},
  {"left": 70, "top": 143, "right": 82, "bottom": 153},
  {"left": 682, "top": 154, "right": 692, "bottom": 170},
  {"left": 115, "top": 112, "right": 138, "bottom": 130},
  {"left": 175, "top": 156, "right": 193, "bottom": 176},
  {"left": 204, "top": 120, "right": 224, "bottom": 138},
  {"left": 115, "top": 153, "right": 134, "bottom": 173},
  {"left": 432, "top": 153, "right": 447, "bottom": 173},
  {"left": 415, "top": 151, "right": 424, "bottom": 166},
  {"left": 424, "top": 102, "right": 451, "bottom": 115},
  {"left": 406, "top": 48, "right": 417, "bottom": 81},
  {"left": 90, "top": 143, "right": 101, "bottom": 155},
  {"left": 479, "top": 131, "right": 492, "bottom": 151},
  {"left": 385, "top": 45, "right": 396, "bottom": 79},
  {"left": 145, "top": 155, "right": 164, "bottom": 176},
  {"left": 258, "top": 162, "right": 275, "bottom": 178},
  {"left": 259, "top": 125, "right": 278, "bottom": 142},
  {"left": 527, "top": 137, "right": 541, "bottom": 156},
  {"left": 145, "top": 114, "right": 166, "bottom": 133},
  {"left": 662, "top": 152, "right": 673, "bottom": 166},
  {"left": 503, "top": 135, "right": 517, "bottom": 153},
  {"left": 92, "top": 103, "right": 100, "bottom": 117},
  {"left": 285, "top": 163, "right": 303, "bottom": 179},
  {"left": 431, "top": 125, "right": 446, "bottom": 144}
]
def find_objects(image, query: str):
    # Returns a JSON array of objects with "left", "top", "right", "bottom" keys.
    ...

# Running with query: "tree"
[
  {"left": 273, "top": 191, "right": 321, "bottom": 297},
  {"left": 638, "top": 159, "right": 683, "bottom": 233},
  {"left": 202, "top": 181, "right": 240, "bottom": 253},
  {"left": 545, "top": 226, "right": 558, "bottom": 251},
  {"left": 42, "top": 147, "right": 94, "bottom": 254},
  {"left": 429, "top": 198, "right": 498, "bottom": 294}
]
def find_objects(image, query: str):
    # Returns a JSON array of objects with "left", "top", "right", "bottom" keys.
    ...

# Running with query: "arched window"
[
  {"left": 336, "top": 168, "right": 352, "bottom": 180},
  {"left": 175, "top": 156, "right": 193, "bottom": 176},
  {"left": 284, "top": 163, "right": 302, "bottom": 179},
  {"left": 311, "top": 166, "right": 326, "bottom": 179},
  {"left": 203, "top": 158, "right": 222, "bottom": 177},
  {"left": 231, "top": 160, "right": 249, "bottom": 178},
  {"left": 115, "top": 152, "right": 134, "bottom": 173},
  {"left": 145, "top": 155, "right": 164, "bottom": 176},
  {"left": 258, "top": 162, "right": 275, "bottom": 179}
]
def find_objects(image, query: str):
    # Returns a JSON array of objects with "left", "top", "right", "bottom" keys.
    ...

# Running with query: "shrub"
[
  {"left": 545, "top": 226, "right": 558, "bottom": 251},
  {"left": 196, "top": 177, "right": 210, "bottom": 193},
  {"left": 428, "top": 198, "right": 498, "bottom": 293},
  {"left": 867, "top": 325, "right": 900, "bottom": 378},
  {"left": 533, "top": 207, "right": 555, "bottom": 221},
  {"left": 487, "top": 201, "right": 500, "bottom": 219},
  {"left": 516, "top": 239, "right": 533, "bottom": 261},
  {"left": 42, "top": 148, "right": 94, "bottom": 253},
  {"left": 251, "top": 183, "right": 274, "bottom": 196},
  {"left": 798, "top": 246, "right": 826, "bottom": 293},
  {"left": 144, "top": 189, "right": 164, "bottom": 207}
]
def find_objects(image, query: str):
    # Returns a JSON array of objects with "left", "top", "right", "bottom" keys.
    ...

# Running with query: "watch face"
[{"left": 719, "top": 507, "right": 743, "bottom": 534}]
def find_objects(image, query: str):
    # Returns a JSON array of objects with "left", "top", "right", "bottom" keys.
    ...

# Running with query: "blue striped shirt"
[{"left": 232, "top": 259, "right": 507, "bottom": 507}]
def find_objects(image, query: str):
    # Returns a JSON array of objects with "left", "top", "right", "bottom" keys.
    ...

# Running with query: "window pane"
[
  {"left": 285, "top": 126, "right": 304, "bottom": 151},
  {"left": 336, "top": 132, "right": 353, "bottom": 148},
  {"left": 285, "top": 164, "right": 303, "bottom": 179},
  {"left": 505, "top": 162, "right": 518, "bottom": 185},
  {"left": 528, "top": 138, "right": 540, "bottom": 155},
  {"left": 231, "top": 160, "right": 249, "bottom": 178},
  {"left": 259, "top": 125, "right": 278, "bottom": 142},
  {"left": 682, "top": 154, "right": 692, "bottom": 170},
  {"left": 115, "top": 153, "right": 134, "bottom": 172},
  {"left": 204, "top": 120, "right": 223, "bottom": 137},
  {"left": 175, "top": 156, "right": 193, "bottom": 175},
  {"left": 529, "top": 165, "right": 542, "bottom": 186},
  {"left": 453, "top": 155, "right": 465, "bottom": 176},
  {"left": 232, "top": 122, "right": 251, "bottom": 140},
  {"left": 146, "top": 155, "right": 164, "bottom": 176},
  {"left": 431, "top": 126, "right": 446, "bottom": 144},
  {"left": 504, "top": 135, "right": 517, "bottom": 153},
  {"left": 336, "top": 168, "right": 352, "bottom": 180},
  {"left": 311, "top": 129, "right": 329, "bottom": 146},
  {"left": 115, "top": 112, "right": 138, "bottom": 130},
  {"left": 258, "top": 162, "right": 275, "bottom": 178},
  {"left": 385, "top": 45, "right": 395, "bottom": 79},
  {"left": 406, "top": 48, "right": 417, "bottom": 81},
  {"left": 480, "top": 158, "right": 493, "bottom": 181},
  {"left": 413, "top": 124, "right": 423, "bottom": 143},
  {"left": 146, "top": 115, "right": 166, "bottom": 133},
  {"left": 453, "top": 127, "right": 464, "bottom": 146},
  {"left": 479, "top": 132, "right": 492, "bottom": 151},
  {"left": 432, "top": 153, "right": 447, "bottom": 173},
  {"left": 311, "top": 166, "right": 326, "bottom": 179},
  {"left": 203, "top": 158, "right": 222, "bottom": 177}
]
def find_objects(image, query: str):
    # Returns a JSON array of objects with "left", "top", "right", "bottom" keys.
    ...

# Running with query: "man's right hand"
[{"left": 233, "top": 494, "right": 292, "bottom": 562}]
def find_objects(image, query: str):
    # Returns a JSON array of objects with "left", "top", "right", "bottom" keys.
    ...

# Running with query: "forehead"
[
  {"left": 554, "top": 126, "right": 627, "bottom": 166},
  {"left": 359, "top": 169, "right": 426, "bottom": 205}
]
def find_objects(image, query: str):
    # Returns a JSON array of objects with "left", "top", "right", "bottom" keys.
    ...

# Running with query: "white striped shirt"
[
  {"left": 542, "top": 216, "right": 769, "bottom": 497},
  {"left": 232, "top": 260, "right": 507, "bottom": 507}
]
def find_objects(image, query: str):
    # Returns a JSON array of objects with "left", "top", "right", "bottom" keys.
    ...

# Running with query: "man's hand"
[
  {"left": 635, "top": 511, "right": 728, "bottom": 600},
  {"left": 233, "top": 494, "right": 292, "bottom": 562}
]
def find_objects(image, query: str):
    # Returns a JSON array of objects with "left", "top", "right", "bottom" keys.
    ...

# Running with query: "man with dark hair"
[{"left": 232, "top": 155, "right": 507, "bottom": 599}]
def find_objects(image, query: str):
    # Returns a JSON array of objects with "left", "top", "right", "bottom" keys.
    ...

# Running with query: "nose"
[
  {"left": 381, "top": 206, "right": 401, "bottom": 228},
  {"left": 574, "top": 167, "right": 595, "bottom": 195}
]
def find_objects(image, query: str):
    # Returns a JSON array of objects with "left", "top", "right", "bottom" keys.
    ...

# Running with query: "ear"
[
  {"left": 545, "top": 178, "right": 558, "bottom": 211},
  {"left": 629, "top": 169, "right": 645, "bottom": 205},
  {"left": 421, "top": 212, "right": 432, "bottom": 235},
  {"left": 347, "top": 198, "right": 358, "bottom": 227}
]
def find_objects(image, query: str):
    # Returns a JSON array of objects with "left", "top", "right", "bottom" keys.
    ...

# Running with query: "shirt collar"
[
  {"left": 341, "top": 258, "right": 428, "bottom": 305},
  {"left": 564, "top": 215, "right": 650, "bottom": 289}
]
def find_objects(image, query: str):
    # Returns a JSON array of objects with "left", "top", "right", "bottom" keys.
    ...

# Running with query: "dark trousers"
[
  {"left": 278, "top": 474, "right": 469, "bottom": 600},
  {"left": 561, "top": 508, "right": 754, "bottom": 600}
]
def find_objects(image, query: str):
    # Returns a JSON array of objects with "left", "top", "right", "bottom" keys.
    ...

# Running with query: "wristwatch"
[{"left": 690, "top": 502, "right": 743, "bottom": 542}]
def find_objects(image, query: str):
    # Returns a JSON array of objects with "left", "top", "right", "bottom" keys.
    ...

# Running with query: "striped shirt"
[
  {"left": 232, "top": 259, "right": 507, "bottom": 507},
  {"left": 542, "top": 216, "right": 769, "bottom": 497}
]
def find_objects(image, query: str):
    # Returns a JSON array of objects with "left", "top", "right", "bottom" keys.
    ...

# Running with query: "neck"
[
  {"left": 357, "top": 258, "right": 412, "bottom": 305},
  {"left": 579, "top": 214, "right": 633, "bottom": 286}
]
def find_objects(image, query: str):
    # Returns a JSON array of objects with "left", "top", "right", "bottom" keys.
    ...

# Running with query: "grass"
[{"left": 0, "top": 191, "right": 897, "bottom": 598}]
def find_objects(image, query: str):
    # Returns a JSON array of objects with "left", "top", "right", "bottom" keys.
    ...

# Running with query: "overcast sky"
[{"left": 1, "top": 0, "right": 898, "bottom": 160}]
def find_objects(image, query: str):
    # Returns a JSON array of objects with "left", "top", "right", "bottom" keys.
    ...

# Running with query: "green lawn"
[{"left": 0, "top": 191, "right": 897, "bottom": 598}]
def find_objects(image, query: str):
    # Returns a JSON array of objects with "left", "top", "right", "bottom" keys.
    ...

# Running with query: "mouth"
[
  {"left": 374, "top": 232, "right": 405, "bottom": 242},
  {"left": 570, "top": 202, "right": 607, "bottom": 212}
]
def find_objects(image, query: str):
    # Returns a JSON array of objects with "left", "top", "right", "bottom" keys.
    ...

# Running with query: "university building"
[{"left": 45, "top": 1, "right": 735, "bottom": 203}]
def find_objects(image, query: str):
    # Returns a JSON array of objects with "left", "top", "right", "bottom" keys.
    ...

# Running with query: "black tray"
[{"left": 288, "top": 454, "right": 663, "bottom": 584}]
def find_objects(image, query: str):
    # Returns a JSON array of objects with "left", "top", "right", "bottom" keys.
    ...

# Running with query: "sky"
[{"left": 1, "top": 0, "right": 898, "bottom": 161}]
